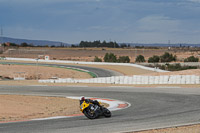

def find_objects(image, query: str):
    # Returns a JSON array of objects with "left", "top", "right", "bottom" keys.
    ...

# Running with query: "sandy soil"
[
  {"left": 2, "top": 47, "right": 200, "bottom": 62},
  {"left": 132, "top": 124, "right": 200, "bottom": 133},
  {"left": 0, "top": 95, "right": 80, "bottom": 122},
  {"left": 142, "top": 69, "right": 200, "bottom": 76},
  {"left": 0, "top": 64, "right": 91, "bottom": 80},
  {"left": 0, "top": 60, "right": 156, "bottom": 78}
]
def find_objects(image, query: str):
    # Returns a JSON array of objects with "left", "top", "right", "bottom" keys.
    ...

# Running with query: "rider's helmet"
[{"left": 80, "top": 96, "right": 85, "bottom": 101}]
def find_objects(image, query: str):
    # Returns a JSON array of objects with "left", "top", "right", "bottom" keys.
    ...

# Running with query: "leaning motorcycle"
[{"left": 80, "top": 100, "right": 111, "bottom": 119}]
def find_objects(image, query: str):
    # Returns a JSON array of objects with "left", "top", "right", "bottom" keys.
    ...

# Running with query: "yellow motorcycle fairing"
[
  {"left": 80, "top": 101, "right": 90, "bottom": 112},
  {"left": 80, "top": 100, "right": 102, "bottom": 112}
]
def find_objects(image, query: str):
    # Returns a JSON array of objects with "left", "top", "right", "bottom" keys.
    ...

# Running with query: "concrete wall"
[{"left": 39, "top": 75, "right": 200, "bottom": 84}]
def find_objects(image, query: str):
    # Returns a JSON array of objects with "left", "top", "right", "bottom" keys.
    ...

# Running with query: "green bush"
[
  {"left": 160, "top": 52, "right": 176, "bottom": 62},
  {"left": 152, "top": 63, "right": 198, "bottom": 71},
  {"left": 104, "top": 53, "right": 117, "bottom": 62},
  {"left": 184, "top": 56, "right": 199, "bottom": 62},
  {"left": 117, "top": 56, "right": 130, "bottom": 63},
  {"left": 167, "top": 63, "right": 197, "bottom": 71},
  {"left": 135, "top": 55, "right": 145, "bottom": 62},
  {"left": 94, "top": 56, "right": 102, "bottom": 62},
  {"left": 148, "top": 55, "right": 160, "bottom": 63}
]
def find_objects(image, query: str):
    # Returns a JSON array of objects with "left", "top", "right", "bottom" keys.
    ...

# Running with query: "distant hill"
[
  {"left": 0, "top": 37, "right": 70, "bottom": 46},
  {"left": 122, "top": 43, "right": 200, "bottom": 47},
  {"left": 0, "top": 37, "right": 199, "bottom": 47}
]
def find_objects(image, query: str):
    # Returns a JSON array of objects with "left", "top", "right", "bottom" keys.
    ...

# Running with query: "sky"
[{"left": 0, "top": 0, "right": 200, "bottom": 44}]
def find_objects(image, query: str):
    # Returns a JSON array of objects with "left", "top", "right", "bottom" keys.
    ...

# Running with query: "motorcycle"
[{"left": 80, "top": 100, "right": 111, "bottom": 119}]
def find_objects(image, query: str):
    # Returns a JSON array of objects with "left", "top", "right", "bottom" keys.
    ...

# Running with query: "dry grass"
[
  {"left": 0, "top": 64, "right": 91, "bottom": 80},
  {"left": 0, "top": 94, "right": 109, "bottom": 122},
  {"left": 2, "top": 47, "right": 199, "bottom": 62},
  {"left": 142, "top": 69, "right": 200, "bottom": 76},
  {"left": 0, "top": 60, "right": 156, "bottom": 77}
]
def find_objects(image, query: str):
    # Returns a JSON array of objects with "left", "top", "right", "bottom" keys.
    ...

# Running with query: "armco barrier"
[{"left": 39, "top": 75, "right": 200, "bottom": 85}]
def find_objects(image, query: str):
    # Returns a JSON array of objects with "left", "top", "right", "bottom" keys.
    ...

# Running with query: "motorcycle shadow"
[{"left": 80, "top": 115, "right": 112, "bottom": 120}]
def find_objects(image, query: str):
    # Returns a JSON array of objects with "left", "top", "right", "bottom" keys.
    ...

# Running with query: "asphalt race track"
[
  {"left": 1, "top": 86, "right": 200, "bottom": 133},
  {"left": 0, "top": 62, "right": 200, "bottom": 132}
]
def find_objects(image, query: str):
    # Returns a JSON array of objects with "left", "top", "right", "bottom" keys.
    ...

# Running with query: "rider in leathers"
[{"left": 80, "top": 96, "right": 100, "bottom": 106}]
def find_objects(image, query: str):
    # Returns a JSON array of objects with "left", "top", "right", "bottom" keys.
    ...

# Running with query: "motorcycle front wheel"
[
  {"left": 102, "top": 107, "right": 111, "bottom": 118},
  {"left": 83, "top": 108, "right": 98, "bottom": 119}
]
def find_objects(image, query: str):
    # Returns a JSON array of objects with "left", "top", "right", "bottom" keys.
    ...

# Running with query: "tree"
[
  {"left": 104, "top": 53, "right": 117, "bottom": 62},
  {"left": 135, "top": 55, "right": 145, "bottom": 62},
  {"left": 184, "top": 56, "right": 199, "bottom": 62},
  {"left": 71, "top": 44, "right": 77, "bottom": 47},
  {"left": 10, "top": 43, "right": 19, "bottom": 47},
  {"left": 117, "top": 56, "right": 130, "bottom": 63},
  {"left": 94, "top": 56, "right": 102, "bottom": 62},
  {"left": 120, "top": 43, "right": 127, "bottom": 48},
  {"left": 148, "top": 55, "right": 160, "bottom": 63},
  {"left": 20, "top": 42, "right": 29, "bottom": 47},
  {"left": 160, "top": 52, "right": 176, "bottom": 62},
  {"left": 78, "top": 40, "right": 120, "bottom": 48}
]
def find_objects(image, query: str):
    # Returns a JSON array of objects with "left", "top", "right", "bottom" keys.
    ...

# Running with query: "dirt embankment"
[
  {"left": 0, "top": 95, "right": 109, "bottom": 122},
  {"left": 0, "top": 95, "right": 80, "bottom": 122},
  {"left": 142, "top": 69, "right": 200, "bottom": 76},
  {"left": 0, "top": 64, "right": 91, "bottom": 80},
  {"left": 132, "top": 124, "right": 200, "bottom": 133}
]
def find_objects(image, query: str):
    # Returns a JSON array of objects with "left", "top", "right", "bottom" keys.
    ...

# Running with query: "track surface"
[
  {"left": 1, "top": 86, "right": 200, "bottom": 133},
  {"left": 0, "top": 62, "right": 123, "bottom": 77}
]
